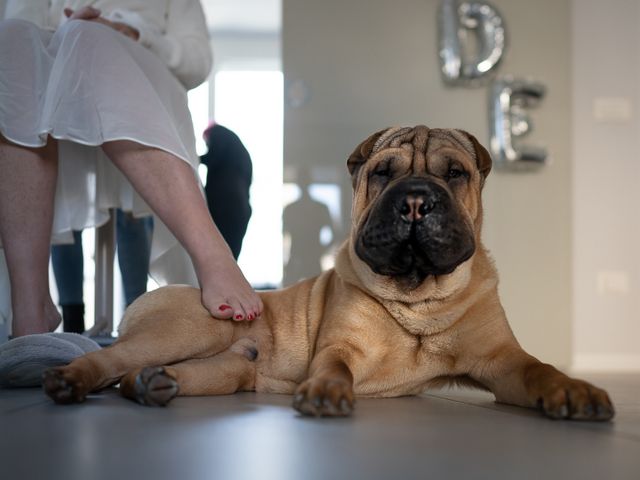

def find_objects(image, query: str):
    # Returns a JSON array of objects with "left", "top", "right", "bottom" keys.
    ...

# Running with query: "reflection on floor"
[{"left": 1, "top": 374, "right": 638, "bottom": 480}]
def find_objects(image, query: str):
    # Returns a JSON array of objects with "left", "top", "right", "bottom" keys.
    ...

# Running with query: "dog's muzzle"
[{"left": 355, "top": 177, "right": 475, "bottom": 284}]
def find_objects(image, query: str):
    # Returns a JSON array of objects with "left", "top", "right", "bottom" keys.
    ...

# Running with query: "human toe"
[
  {"left": 246, "top": 300, "right": 263, "bottom": 321},
  {"left": 229, "top": 300, "right": 247, "bottom": 321},
  {"left": 203, "top": 295, "right": 234, "bottom": 320}
]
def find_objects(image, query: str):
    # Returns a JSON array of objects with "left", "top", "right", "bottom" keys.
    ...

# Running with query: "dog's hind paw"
[
  {"left": 43, "top": 367, "right": 87, "bottom": 404},
  {"left": 133, "top": 366, "right": 179, "bottom": 407}
]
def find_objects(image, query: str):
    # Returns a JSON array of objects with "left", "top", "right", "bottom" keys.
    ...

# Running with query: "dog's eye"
[
  {"left": 447, "top": 167, "right": 467, "bottom": 181},
  {"left": 373, "top": 167, "right": 391, "bottom": 177}
]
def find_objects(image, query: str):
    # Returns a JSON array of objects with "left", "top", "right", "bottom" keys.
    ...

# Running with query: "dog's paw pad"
[
  {"left": 134, "top": 366, "right": 179, "bottom": 407},
  {"left": 293, "top": 378, "right": 354, "bottom": 417},
  {"left": 42, "top": 368, "right": 85, "bottom": 404}
]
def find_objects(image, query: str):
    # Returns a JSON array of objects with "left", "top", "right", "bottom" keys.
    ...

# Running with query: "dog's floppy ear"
[
  {"left": 463, "top": 131, "right": 492, "bottom": 187},
  {"left": 347, "top": 128, "right": 388, "bottom": 181}
]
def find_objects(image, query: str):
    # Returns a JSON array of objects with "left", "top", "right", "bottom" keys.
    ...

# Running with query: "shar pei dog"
[{"left": 44, "top": 125, "right": 614, "bottom": 420}]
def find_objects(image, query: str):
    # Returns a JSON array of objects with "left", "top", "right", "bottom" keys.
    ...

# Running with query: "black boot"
[{"left": 62, "top": 304, "right": 85, "bottom": 334}]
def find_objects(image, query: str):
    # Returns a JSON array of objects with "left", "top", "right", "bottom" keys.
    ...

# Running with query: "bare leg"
[
  {"left": 0, "top": 134, "right": 61, "bottom": 336},
  {"left": 119, "top": 350, "right": 256, "bottom": 406},
  {"left": 101, "top": 140, "right": 262, "bottom": 321}
]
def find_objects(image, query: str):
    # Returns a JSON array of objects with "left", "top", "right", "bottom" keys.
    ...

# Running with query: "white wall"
[
  {"left": 572, "top": 0, "right": 640, "bottom": 371},
  {"left": 283, "top": 0, "right": 573, "bottom": 366},
  {"left": 207, "top": 32, "right": 281, "bottom": 117}
]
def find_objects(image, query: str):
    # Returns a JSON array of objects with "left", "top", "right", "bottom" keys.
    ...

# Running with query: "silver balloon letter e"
[{"left": 489, "top": 77, "right": 548, "bottom": 170}]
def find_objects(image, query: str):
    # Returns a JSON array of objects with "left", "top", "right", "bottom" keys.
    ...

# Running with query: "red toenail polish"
[
  {"left": 235, "top": 314, "right": 243, "bottom": 320},
  {"left": 248, "top": 314, "right": 254, "bottom": 320},
  {"left": 219, "top": 305, "right": 231, "bottom": 311}
]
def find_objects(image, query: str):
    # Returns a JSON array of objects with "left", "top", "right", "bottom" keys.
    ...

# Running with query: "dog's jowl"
[{"left": 43, "top": 125, "right": 614, "bottom": 421}]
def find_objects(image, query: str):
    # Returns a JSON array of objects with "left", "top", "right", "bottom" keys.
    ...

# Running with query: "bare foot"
[
  {"left": 46, "top": 299, "right": 62, "bottom": 331},
  {"left": 196, "top": 250, "right": 263, "bottom": 322},
  {"left": 12, "top": 295, "right": 61, "bottom": 337}
]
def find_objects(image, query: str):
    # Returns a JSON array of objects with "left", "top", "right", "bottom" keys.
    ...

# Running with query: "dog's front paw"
[
  {"left": 43, "top": 367, "right": 87, "bottom": 404},
  {"left": 532, "top": 377, "right": 614, "bottom": 421},
  {"left": 133, "top": 366, "right": 179, "bottom": 407},
  {"left": 293, "top": 377, "right": 354, "bottom": 417}
]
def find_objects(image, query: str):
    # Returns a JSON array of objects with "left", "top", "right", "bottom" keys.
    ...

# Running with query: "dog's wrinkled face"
[{"left": 347, "top": 126, "right": 492, "bottom": 289}]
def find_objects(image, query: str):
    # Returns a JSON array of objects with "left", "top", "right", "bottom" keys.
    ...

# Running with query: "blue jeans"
[{"left": 51, "top": 210, "right": 153, "bottom": 308}]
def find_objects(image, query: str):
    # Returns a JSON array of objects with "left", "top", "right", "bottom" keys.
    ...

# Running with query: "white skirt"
[{"left": 0, "top": 18, "right": 200, "bottom": 286}]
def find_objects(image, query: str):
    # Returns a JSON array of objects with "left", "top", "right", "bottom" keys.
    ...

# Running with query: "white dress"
[{"left": 0, "top": 0, "right": 212, "bottom": 286}]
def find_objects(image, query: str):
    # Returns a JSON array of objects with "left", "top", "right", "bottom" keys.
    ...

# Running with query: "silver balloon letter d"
[{"left": 439, "top": 0, "right": 506, "bottom": 85}]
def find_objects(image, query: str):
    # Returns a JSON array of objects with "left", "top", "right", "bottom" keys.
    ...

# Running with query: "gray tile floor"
[{"left": 1, "top": 373, "right": 639, "bottom": 480}]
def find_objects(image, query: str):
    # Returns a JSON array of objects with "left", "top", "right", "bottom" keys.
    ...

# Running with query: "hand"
[
  {"left": 64, "top": 5, "right": 101, "bottom": 20},
  {"left": 64, "top": 7, "right": 140, "bottom": 41}
]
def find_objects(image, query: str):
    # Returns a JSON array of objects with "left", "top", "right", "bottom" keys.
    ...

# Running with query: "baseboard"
[{"left": 572, "top": 353, "right": 640, "bottom": 372}]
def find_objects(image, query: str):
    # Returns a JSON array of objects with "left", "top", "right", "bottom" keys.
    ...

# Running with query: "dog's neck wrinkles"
[{"left": 334, "top": 243, "right": 491, "bottom": 336}]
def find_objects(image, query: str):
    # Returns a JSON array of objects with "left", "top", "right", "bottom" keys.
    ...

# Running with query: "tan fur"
[{"left": 43, "top": 126, "right": 614, "bottom": 420}]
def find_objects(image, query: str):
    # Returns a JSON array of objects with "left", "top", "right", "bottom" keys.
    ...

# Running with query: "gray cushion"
[{"left": 0, "top": 333, "right": 101, "bottom": 387}]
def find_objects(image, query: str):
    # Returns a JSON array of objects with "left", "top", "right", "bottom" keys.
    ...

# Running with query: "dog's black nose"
[
  {"left": 400, "top": 193, "right": 435, "bottom": 221},
  {"left": 390, "top": 179, "right": 450, "bottom": 223}
]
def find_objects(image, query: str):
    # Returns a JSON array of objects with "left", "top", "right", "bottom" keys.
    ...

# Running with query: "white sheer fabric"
[{"left": 0, "top": 18, "right": 202, "bottom": 285}]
